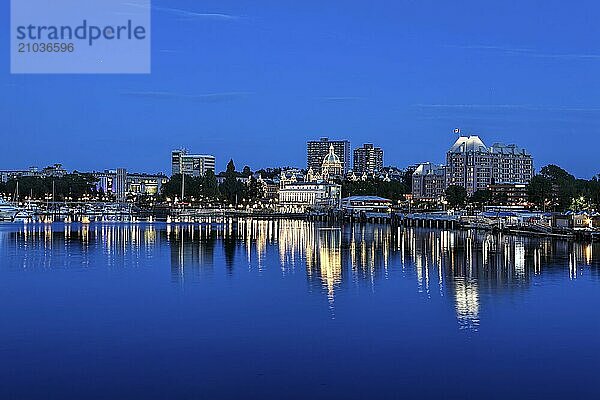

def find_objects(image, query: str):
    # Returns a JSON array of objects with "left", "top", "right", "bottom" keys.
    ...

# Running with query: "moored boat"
[{"left": 0, "top": 199, "right": 20, "bottom": 222}]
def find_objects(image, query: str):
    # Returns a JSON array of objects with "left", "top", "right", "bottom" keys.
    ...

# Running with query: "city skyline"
[
  {"left": 0, "top": 128, "right": 600, "bottom": 179},
  {"left": 3, "top": 1, "right": 600, "bottom": 177},
  {"left": 3, "top": 3, "right": 600, "bottom": 398}
]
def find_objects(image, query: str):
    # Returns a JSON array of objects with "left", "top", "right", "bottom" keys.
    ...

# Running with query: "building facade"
[
  {"left": 412, "top": 163, "right": 447, "bottom": 200},
  {"left": 171, "top": 149, "right": 216, "bottom": 177},
  {"left": 94, "top": 169, "right": 168, "bottom": 200},
  {"left": 277, "top": 168, "right": 341, "bottom": 213},
  {"left": 278, "top": 182, "right": 341, "bottom": 213},
  {"left": 488, "top": 183, "right": 529, "bottom": 206},
  {"left": 0, "top": 164, "right": 66, "bottom": 183},
  {"left": 341, "top": 196, "right": 393, "bottom": 215},
  {"left": 353, "top": 143, "right": 383, "bottom": 175},
  {"left": 446, "top": 136, "right": 533, "bottom": 195},
  {"left": 307, "top": 137, "right": 351, "bottom": 174}
]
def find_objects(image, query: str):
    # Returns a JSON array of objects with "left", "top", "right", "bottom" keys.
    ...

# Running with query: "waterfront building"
[
  {"left": 0, "top": 164, "right": 66, "bottom": 183},
  {"left": 278, "top": 181, "right": 342, "bottom": 213},
  {"left": 171, "top": 149, "right": 215, "bottom": 177},
  {"left": 94, "top": 169, "right": 168, "bottom": 199},
  {"left": 446, "top": 136, "right": 534, "bottom": 195},
  {"left": 353, "top": 143, "right": 383, "bottom": 175},
  {"left": 0, "top": 166, "right": 40, "bottom": 183},
  {"left": 278, "top": 168, "right": 341, "bottom": 212},
  {"left": 279, "top": 168, "right": 306, "bottom": 188},
  {"left": 307, "top": 137, "right": 351, "bottom": 174},
  {"left": 412, "top": 163, "right": 447, "bottom": 200},
  {"left": 341, "top": 196, "right": 393, "bottom": 215},
  {"left": 488, "top": 183, "right": 529, "bottom": 206},
  {"left": 41, "top": 164, "right": 67, "bottom": 178},
  {"left": 257, "top": 176, "right": 279, "bottom": 200}
]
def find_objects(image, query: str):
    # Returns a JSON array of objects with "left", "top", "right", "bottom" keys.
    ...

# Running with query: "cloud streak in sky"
[
  {"left": 124, "top": 3, "right": 239, "bottom": 20},
  {"left": 449, "top": 44, "right": 600, "bottom": 60},
  {"left": 414, "top": 104, "right": 600, "bottom": 112},
  {"left": 320, "top": 96, "right": 365, "bottom": 103},
  {"left": 122, "top": 91, "right": 251, "bottom": 103}
]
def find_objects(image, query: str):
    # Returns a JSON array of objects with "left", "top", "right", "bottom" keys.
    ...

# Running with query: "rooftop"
[
  {"left": 448, "top": 135, "right": 488, "bottom": 154},
  {"left": 342, "top": 196, "right": 392, "bottom": 202}
]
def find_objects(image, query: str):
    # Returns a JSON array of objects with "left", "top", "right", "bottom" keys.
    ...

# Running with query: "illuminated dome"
[
  {"left": 322, "top": 145, "right": 341, "bottom": 165},
  {"left": 321, "top": 145, "right": 343, "bottom": 180}
]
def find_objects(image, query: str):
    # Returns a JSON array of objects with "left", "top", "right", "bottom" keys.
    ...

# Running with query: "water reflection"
[{"left": 1, "top": 221, "right": 600, "bottom": 331}]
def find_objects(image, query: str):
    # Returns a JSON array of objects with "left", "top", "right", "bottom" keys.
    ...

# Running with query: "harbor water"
[{"left": 0, "top": 220, "right": 599, "bottom": 399}]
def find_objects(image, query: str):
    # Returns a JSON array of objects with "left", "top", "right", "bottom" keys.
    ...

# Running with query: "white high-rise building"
[{"left": 446, "top": 136, "right": 534, "bottom": 195}]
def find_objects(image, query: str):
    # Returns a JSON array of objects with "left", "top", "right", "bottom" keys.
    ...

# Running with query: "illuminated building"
[
  {"left": 341, "top": 196, "right": 392, "bottom": 215},
  {"left": 278, "top": 181, "right": 341, "bottom": 213},
  {"left": 353, "top": 143, "right": 383, "bottom": 175},
  {"left": 412, "top": 162, "right": 446, "bottom": 200},
  {"left": 487, "top": 183, "right": 529, "bottom": 206},
  {"left": 307, "top": 137, "right": 351, "bottom": 174},
  {"left": 171, "top": 148, "right": 215, "bottom": 177},
  {"left": 94, "top": 169, "right": 168, "bottom": 198},
  {"left": 446, "top": 135, "right": 534, "bottom": 195},
  {"left": 320, "top": 145, "right": 344, "bottom": 181}
]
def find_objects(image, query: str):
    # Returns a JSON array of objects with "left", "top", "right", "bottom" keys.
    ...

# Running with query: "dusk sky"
[{"left": 2, "top": 0, "right": 600, "bottom": 177}]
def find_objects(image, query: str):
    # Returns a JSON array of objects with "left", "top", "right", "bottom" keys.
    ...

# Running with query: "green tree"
[
  {"left": 4, "top": 174, "right": 98, "bottom": 201},
  {"left": 202, "top": 169, "right": 220, "bottom": 199},
  {"left": 161, "top": 174, "right": 183, "bottom": 200},
  {"left": 161, "top": 173, "right": 203, "bottom": 201},
  {"left": 539, "top": 165, "right": 576, "bottom": 211},
  {"left": 246, "top": 176, "right": 264, "bottom": 201},
  {"left": 445, "top": 185, "right": 467, "bottom": 209},
  {"left": 589, "top": 175, "right": 600, "bottom": 209},
  {"left": 470, "top": 189, "right": 492, "bottom": 209},
  {"left": 219, "top": 159, "right": 245, "bottom": 204},
  {"left": 527, "top": 175, "right": 553, "bottom": 209}
]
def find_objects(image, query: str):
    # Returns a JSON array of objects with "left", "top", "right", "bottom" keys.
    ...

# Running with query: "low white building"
[
  {"left": 341, "top": 196, "right": 393, "bottom": 215},
  {"left": 278, "top": 182, "right": 341, "bottom": 213}
]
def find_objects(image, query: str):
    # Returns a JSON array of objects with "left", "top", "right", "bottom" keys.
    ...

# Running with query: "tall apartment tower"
[
  {"left": 446, "top": 136, "right": 534, "bottom": 195},
  {"left": 307, "top": 138, "right": 351, "bottom": 174},
  {"left": 353, "top": 143, "right": 383, "bottom": 175},
  {"left": 171, "top": 149, "right": 216, "bottom": 177}
]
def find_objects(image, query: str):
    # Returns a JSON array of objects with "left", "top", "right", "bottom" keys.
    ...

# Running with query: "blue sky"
[{"left": 2, "top": 0, "right": 600, "bottom": 177}]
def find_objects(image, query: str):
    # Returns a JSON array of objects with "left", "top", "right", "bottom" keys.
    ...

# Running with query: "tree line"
[
  {"left": 527, "top": 165, "right": 600, "bottom": 211},
  {"left": 161, "top": 160, "right": 264, "bottom": 205},
  {"left": 0, "top": 173, "right": 99, "bottom": 201}
]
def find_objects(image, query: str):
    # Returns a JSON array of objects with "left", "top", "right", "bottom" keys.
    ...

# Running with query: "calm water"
[{"left": 0, "top": 221, "right": 599, "bottom": 399}]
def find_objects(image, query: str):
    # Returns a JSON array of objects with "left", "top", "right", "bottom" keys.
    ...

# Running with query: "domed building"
[{"left": 321, "top": 145, "right": 343, "bottom": 181}]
